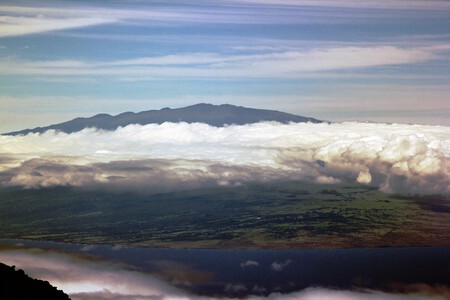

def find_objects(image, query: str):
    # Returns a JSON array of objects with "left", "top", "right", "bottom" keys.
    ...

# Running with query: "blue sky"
[{"left": 1, "top": 0, "right": 450, "bottom": 132}]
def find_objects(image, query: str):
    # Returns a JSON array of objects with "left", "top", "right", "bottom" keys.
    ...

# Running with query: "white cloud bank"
[{"left": 1, "top": 122, "right": 449, "bottom": 195}]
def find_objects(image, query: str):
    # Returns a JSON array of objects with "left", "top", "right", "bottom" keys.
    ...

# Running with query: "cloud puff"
[
  {"left": 0, "top": 121, "right": 449, "bottom": 194},
  {"left": 271, "top": 259, "right": 292, "bottom": 271},
  {"left": 240, "top": 260, "right": 260, "bottom": 268}
]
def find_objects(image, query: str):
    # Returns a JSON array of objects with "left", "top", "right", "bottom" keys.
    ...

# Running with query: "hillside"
[
  {"left": 6, "top": 103, "right": 322, "bottom": 135},
  {"left": 0, "top": 262, "right": 70, "bottom": 300}
]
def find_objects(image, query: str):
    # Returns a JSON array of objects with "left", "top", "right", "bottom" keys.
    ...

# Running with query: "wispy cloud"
[
  {"left": 0, "top": 2, "right": 333, "bottom": 38},
  {"left": 0, "top": 5, "right": 116, "bottom": 37},
  {"left": 0, "top": 3, "right": 191, "bottom": 38},
  {"left": 1, "top": 45, "right": 446, "bottom": 78},
  {"left": 3, "top": 0, "right": 449, "bottom": 38},
  {"left": 105, "top": 46, "right": 440, "bottom": 70},
  {"left": 0, "top": 15, "right": 114, "bottom": 38},
  {"left": 221, "top": 0, "right": 450, "bottom": 10}
]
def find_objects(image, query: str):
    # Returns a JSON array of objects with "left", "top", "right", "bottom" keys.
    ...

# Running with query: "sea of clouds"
[
  {"left": 0, "top": 247, "right": 448, "bottom": 300},
  {"left": 1, "top": 121, "right": 449, "bottom": 194}
]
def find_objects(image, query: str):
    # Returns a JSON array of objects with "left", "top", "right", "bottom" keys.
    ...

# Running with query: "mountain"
[
  {"left": 6, "top": 103, "right": 322, "bottom": 135},
  {"left": 0, "top": 262, "right": 71, "bottom": 300}
]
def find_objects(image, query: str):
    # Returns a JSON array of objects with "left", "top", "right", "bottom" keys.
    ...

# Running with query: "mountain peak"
[{"left": 5, "top": 103, "right": 323, "bottom": 135}]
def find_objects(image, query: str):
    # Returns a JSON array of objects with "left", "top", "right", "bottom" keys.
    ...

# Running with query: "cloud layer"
[
  {"left": 0, "top": 248, "right": 447, "bottom": 300},
  {"left": 1, "top": 121, "right": 449, "bottom": 195}
]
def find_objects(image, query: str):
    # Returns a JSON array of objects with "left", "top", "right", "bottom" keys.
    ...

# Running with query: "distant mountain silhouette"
[
  {"left": 6, "top": 103, "right": 322, "bottom": 135},
  {"left": 0, "top": 262, "right": 70, "bottom": 300}
]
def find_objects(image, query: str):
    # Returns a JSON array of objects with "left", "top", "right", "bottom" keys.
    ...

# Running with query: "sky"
[{"left": 1, "top": 0, "right": 450, "bottom": 132}]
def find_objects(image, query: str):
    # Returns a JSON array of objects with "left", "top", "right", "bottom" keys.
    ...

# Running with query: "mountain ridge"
[
  {"left": 0, "top": 262, "right": 71, "bottom": 300},
  {"left": 5, "top": 103, "right": 322, "bottom": 135}
]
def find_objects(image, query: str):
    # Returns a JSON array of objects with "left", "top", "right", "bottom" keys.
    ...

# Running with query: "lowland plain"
[{"left": 1, "top": 181, "right": 448, "bottom": 249}]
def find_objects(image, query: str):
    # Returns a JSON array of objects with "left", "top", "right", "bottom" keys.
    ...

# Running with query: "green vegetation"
[{"left": 0, "top": 182, "right": 448, "bottom": 249}]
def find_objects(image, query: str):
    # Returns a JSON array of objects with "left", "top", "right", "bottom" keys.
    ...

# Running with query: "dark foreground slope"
[
  {"left": 6, "top": 103, "right": 322, "bottom": 135},
  {"left": 0, "top": 262, "right": 70, "bottom": 300}
]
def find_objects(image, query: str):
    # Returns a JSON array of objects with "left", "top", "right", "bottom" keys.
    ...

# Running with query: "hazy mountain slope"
[{"left": 6, "top": 103, "right": 322, "bottom": 135}]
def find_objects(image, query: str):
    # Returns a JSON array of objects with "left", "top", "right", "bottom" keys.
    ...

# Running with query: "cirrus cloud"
[{"left": 1, "top": 45, "right": 445, "bottom": 78}]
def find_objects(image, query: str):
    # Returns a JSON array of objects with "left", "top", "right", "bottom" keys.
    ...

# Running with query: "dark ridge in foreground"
[
  {"left": 5, "top": 103, "right": 323, "bottom": 135},
  {"left": 0, "top": 262, "right": 70, "bottom": 300}
]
